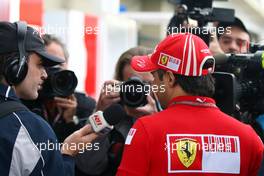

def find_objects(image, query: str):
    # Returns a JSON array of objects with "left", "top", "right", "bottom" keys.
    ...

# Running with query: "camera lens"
[
  {"left": 39, "top": 67, "right": 78, "bottom": 99},
  {"left": 120, "top": 77, "right": 149, "bottom": 107},
  {"left": 51, "top": 70, "right": 78, "bottom": 97}
]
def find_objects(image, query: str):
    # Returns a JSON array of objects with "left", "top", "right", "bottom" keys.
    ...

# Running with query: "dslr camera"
[
  {"left": 119, "top": 77, "right": 150, "bottom": 108},
  {"left": 39, "top": 66, "right": 78, "bottom": 99}
]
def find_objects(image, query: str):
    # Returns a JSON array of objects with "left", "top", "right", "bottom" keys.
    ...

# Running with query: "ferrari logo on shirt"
[
  {"left": 176, "top": 138, "right": 197, "bottom": 168},
  {"left": 167, "top": 134, "right": 240, "bottom": 174}
]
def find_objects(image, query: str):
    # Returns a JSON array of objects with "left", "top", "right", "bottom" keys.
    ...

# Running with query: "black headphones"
[{"left": 4, "top": 21, "right": 28, "bottom": 85}]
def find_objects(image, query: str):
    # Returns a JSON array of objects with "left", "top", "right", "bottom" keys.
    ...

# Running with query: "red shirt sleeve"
[{"left": 117, "top": 119, "right": 150, "bottom": 176}]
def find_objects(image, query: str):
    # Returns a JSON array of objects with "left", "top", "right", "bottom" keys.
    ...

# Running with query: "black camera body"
[
  {"left": 119, "top": 77, "right": 149, "bottom": 108},
  {"left": 167, "top": 0, "right": 234, "bottom": 45},
  {"left": 168, "top": 0, "right": 234, "bottom": 23},
  {"left": 214, "top": 51, "right": 264, "bottom": 140},
  {"left": 214, "top": 51, "right": 264, "bottom": 116},
  {"left": 39, "top": 67, "right": 78, "bottom": 99}
]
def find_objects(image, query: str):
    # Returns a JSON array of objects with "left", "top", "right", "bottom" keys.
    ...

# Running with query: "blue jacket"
[{"left": 0, "top": 84, "right": 74, "bottom": 176}]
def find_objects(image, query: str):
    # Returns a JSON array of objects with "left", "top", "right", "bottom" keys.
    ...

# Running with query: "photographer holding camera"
[
  {"left": 43, "top": 34, "right": 96, "bottom": 141},
  {"left": 117, "top": 33, "right": 263, "bottom": 176},
  {"left": 0, "top": 21, "right": 98, "bottom": 175},
  {"left": 23, "top": 34, "right": 96, "bottom": 143},
  {"left": 97, "top": 47, "right": 158, "bottom": 117},
  {"left": 75, "top": 46, "right": 159, "bottom": 176}
]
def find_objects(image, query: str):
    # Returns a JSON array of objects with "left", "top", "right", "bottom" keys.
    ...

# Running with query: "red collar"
[{"left": 168, "top": 96, "right": 217, "bottom": 108}]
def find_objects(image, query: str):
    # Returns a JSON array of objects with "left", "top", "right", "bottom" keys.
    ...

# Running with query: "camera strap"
[{"left": 0, "top": 101, "right": 28, "bottom": 119}]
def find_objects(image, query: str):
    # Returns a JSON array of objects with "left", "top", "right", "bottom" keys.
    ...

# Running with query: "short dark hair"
[
  {"left": 42, "top": 34, "right": 69, "bottom": 61},
  {"left": 114, "top": 46, "right": 153, "bottom": 81},
  {"left": 156, "top": 69, "right": 215, "bottom": 97}
]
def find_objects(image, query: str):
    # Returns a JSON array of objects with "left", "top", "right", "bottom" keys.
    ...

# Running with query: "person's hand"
[
  {"left": 54, "top": 95, "right": 77, "bottom": 123},
  {"left": 61, "top": 124, "right": 98, "bottom": 156},
  {"left": 125, "top": 94, "right": 158, "bottom": 118},
  {"left": 96, "top": 80, "right": 121, "bottom": 111}
]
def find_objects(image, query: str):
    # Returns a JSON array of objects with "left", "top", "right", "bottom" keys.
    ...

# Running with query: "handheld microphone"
[{"left": 88, "top": 104, "right": 126, "bottom": 134}]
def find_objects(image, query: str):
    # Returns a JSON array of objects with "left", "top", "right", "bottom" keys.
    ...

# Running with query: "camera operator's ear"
[{"left": 165, "top": 71, "right": 177, "bottom": 87}]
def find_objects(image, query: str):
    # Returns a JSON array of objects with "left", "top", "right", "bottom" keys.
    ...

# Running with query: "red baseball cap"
[{"left": 131, "top": 33, "right": 215, "bottom": 76}]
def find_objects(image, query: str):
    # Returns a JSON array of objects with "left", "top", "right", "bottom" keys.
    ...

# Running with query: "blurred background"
[{"left": 1, "top": 0, "right": 264, "bottom": 98}]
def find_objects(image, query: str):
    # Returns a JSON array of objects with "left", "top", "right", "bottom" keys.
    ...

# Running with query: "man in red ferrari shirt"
[{"left": 117, "top": 33, "right": 264, "bottom": 176}]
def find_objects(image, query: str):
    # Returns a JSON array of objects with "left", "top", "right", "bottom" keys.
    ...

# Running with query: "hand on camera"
[
  {"left": 61, "top": 124, "right": 98, "bottom": 156},
  {"left": 96, "top": 80, "right": 121, "bottom": 111},
  {"left": 125, "top": 94, "right": 158, "bottom": 119},
  {"left": 54, "top": 94, "right": 77, "bottom": 123}
]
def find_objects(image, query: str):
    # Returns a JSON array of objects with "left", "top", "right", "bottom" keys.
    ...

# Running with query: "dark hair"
[
  {"left": 42, "top": 34, "right": 69, "bottom": 61},
  {"left": 156, "top": 69, "right": 215, "bottom": 97},
  {"left": 114, "top": 46, "right": 153, "bottom": 81},
  {"left": 0, "top": 52, "right": 19, "bottom": 82}
]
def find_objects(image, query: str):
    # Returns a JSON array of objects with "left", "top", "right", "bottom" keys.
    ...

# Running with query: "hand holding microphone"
[
  {"left": 88, "top": 103, "right": 126, "bottom": 134},
  {"left": 61, "top": 104, "right": 125, "bottom": 156}
]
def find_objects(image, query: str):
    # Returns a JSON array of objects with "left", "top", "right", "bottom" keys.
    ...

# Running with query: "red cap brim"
[{"left": 131, "top": 55, "right": 158, "bottom": 72}]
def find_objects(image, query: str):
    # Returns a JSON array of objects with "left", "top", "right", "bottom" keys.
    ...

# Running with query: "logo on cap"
[
  {"left": 158, "top": 53, "right": 181, "bottom": 72},
  {"left": 200, "top": 49, "right": 210, "bottom": 54},
  {"left": 159, "top": 54, "right": 169, "bottom": 66},
  {"left": 137, "top": 58, "right": 147, "bottom": 68}
]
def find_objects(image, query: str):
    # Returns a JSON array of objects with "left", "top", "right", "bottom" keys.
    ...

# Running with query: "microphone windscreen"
[{"left": 103, "top": 104, "right": 126, "bottom": 125}]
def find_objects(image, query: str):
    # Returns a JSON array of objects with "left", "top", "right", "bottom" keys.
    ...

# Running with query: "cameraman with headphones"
[{"left": 0, "top": 21, "right": 98, "bottom": 175}]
